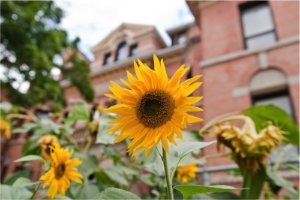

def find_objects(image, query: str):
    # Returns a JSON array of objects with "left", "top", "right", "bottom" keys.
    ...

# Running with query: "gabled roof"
[{"left": 91, "top": 23, "right": 167, "bottom": 55}]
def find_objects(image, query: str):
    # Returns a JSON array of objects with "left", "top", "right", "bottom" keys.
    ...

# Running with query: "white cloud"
[{"left": 54, "top": 0, "right": 194, "bottom": 60}]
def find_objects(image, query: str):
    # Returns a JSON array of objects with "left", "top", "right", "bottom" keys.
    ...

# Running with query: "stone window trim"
[{"left": 239, "top": 0, "right": 277, "bottom": 49}]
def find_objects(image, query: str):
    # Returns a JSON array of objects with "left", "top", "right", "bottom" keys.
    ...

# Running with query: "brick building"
[{"left": 1, "top": 0, "right": 299, "bottom": 195}]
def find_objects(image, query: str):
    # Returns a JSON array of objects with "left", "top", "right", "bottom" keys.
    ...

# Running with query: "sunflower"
[
  {"left": 176, "top": 164, "right": 198, "bottom": 183},
  {"left": 206, "top": 115, "right": 285, "bottom": 173},
  {"left": 40, "top": 146, "right": 83, "bottom": 199},
  {"left": 38, "top": 135, "right": 60, "bottom": 161},
  {"left": 0, "top": 118, "right": 11, "bottom": 139},
  {"left": 104, "top": 54, "right": 203, "bottom": 157}
]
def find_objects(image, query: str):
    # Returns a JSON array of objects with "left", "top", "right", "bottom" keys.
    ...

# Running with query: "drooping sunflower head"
[
  {"left": 176, "top": 163, "right": 198, "bottom": 183},
  {"left": 40, "top": 146, "right": 83, "bottom": 199},
  {"left": 0, "top": 118, "right": 11, "bottom": 139},
  {"left": 38, "top": 135, "right": 60, "bottom": 161},
  {"left": 208, "top": 118, "right": 285, "bottom": 173},
  {"left": 104, "top": 54, "right": 203, "bottom": 157}
]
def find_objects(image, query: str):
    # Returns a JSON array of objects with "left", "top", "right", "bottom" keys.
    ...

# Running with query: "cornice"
[{"left": 200, "top": 35, "right": 300, "bottom": 68}]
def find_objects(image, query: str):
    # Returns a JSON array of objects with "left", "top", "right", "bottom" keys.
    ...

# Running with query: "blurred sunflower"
[
  {"left": 0, "top": 118, "right": 11, "bottom": 139},
  {"left": 40, "top": 146, "right": 83, "bottom": 199},
  {"left": 176, "top": 164, "right": 198, "bottom": 183},
  {"left": 104, "top": 54, "right": 203, "bottom": 157},
  {"left": 38, "top": 135, "right": 60, "bottom": 161},
  {"left": 97, "top": 105, "right": 103, "bottom": 113}
]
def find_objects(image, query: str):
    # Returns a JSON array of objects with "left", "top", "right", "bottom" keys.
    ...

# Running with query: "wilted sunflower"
[
  {"left": 203, "top": 115, "right": 285, "bottom": 173},
  {"left": 104, "top": 54, "right": 203, "bottom": 157},
  {"left": 0, "top": 118, "right": 11, "bottom": 139},
  {"left": 40, "top": 146, "right": 83, "bottom": 199},
  {"left": 38, "top": 135, "right": 60, "bottom": 161},
  {"left": 176, "top": 163, "right": 198, "bottom": 183}
]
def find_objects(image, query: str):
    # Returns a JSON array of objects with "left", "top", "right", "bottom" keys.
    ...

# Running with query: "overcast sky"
[{"left": 55, "top": 0, "right": 195, "bottom": 60}]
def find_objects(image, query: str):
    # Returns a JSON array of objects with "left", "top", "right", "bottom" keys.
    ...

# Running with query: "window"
[
  {"left": 115, "top": 42, "right": 127, "bottom": 61},
  {"left": 240, "top": 1, "right": 276, "bottom": 49},
  {"left": 172, "top": 31, "right": 187, "bottom": 46},
  {"left": 178, "top": 31, "right": 187, "bottom": 44},
  {"left": 103, "top": 53, "right": 111, "bottom": 66},
  {"left": 252, "top": 90, "right": 298, "bottom": 163},
  {"left": 129, "top": 44, "right": 138, "bottom": 57}
]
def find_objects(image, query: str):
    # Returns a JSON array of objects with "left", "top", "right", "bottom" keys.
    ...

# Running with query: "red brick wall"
[
  {"left": 200, "top": 0, "right": 299, "bottom": 60},
  {"left": 270, "top": 1, "right": 300, "bottom": 39},
  {"left": 198, "top": 0, "right": 299, "bottom": 168},
  {"left": 200, "top": 1, "right": 244, "bottom": 59}
]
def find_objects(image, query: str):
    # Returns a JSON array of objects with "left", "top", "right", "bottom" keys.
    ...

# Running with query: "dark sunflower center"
[
  {"left": 144, "top": 99, "right": 161, "bottom": 117},
  {"left": 136, "top": 90, "right": 175, "bottom": 128},
  {"left": 55, "top": 164, "right": 65, "bottom": 179},
  {"left": 45, "top": 143, "right": 52, "bottom": 155}
]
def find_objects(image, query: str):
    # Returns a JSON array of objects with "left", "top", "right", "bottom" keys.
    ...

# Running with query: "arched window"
[
  {"left": 115, "top": 42, "right": 127, "bottom": 61},
  {"left": 250, "top": 68, "right": 298, "bottom": 163}
]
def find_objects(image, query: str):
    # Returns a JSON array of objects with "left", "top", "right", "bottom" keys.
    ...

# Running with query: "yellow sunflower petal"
[{"left": 103, "top": 54, "right": 203, "bottom": 157}]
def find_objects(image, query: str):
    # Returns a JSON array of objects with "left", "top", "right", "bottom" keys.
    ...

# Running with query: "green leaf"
[
  {"left": 243, "top": 105, "right": 299, "bottom": 146},
  {"left": 92, "top": 187, "right": 141, "bottom": 200},
  {"left": 14, "top": 155, "right": 45, "bottom": 163},
  {"left": 187, "top": 194, "right": 215, "bottom": 200},
  {"left": 135, "top": 143, "right": 164, "bottom": 175},
  {"left": 182, "top": 130, "right": 203, "bottom": 141},
  {"left": 3, "top": 169, "right": 32, "bottom": 186},
  {"left": 66, "top": 105, "right": 89, "bottom": 126},
  {"left": 103, "top": 167, "right": 129, "bottom": 185},
  {"left": 208, "top": 192, "right": 241, "bottom": 199},
  {"left": 135, "top": 131, "right": 209, "bottom": 175},
  {"left": 68, "top": 182, "right": 100, "bottom": 199},
  {"left": 173, "top": 141, "right": 216, "bottom": 158},
  {"left": 22, "top": 137, "right": 41, "bottom": 157},
  {"left": 71, "top": 152, "right": 98, "bottom": 179},
  {"left": 53, "top": 195, "right": 73, "bottom": 200},
  {"left": 103, "top": 146, "right": 121, "bottom": 164},
  {"left": 0, "top": 102, "right": 12, "bottom": 111},
  {"left": 96, "top": 113, "right": 119, "bottom": 144},
  {"left": 12, "top": 177, "right": 41, "bottom": 187},
  {"left": 12, "top": 123, "right": 41, "bottom": 133},
  {"left": 284, "top": 163, "right": 300, "bottom": 173},
  {"left": 266, "top": 169, "right": 297, "bottom": 194},
  {"left": 119, "top": 165, "right": 140, "bottom": 176},
  {"left": 0, "top": 184, "right": 33, "bottom": 199},
  {"left": 40, "top": 118, "right": 65, "bottom": 134},
  {"left": 174, "top": 185, "right": 240, "bottom": 200},
  {"left": 240, "top": 165, "right": 266, "bottom": 199},
  {"left": 94, "top": 170, "right": 118, "bottom": 186}
]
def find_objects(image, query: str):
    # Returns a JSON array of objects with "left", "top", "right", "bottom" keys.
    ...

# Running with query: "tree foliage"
[{"left": 0, "top": 1, "right": 94, "bottom": 110}]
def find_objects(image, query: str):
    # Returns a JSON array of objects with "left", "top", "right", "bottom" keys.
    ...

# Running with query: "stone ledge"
[{"left": 200, "top": 35, "right": 299, "bottom": 68}]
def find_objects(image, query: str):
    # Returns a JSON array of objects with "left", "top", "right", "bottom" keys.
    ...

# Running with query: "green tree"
[{"left": 0, "top": 1, "right": 94, "bottom": 110}]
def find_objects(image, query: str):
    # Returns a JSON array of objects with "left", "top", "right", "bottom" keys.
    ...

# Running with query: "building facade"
[
  {"left": 187, "top": 0, "right": 299, "bottom": 187},
  {"left": 1, "top": 0, "right": 299, "bottom": 196}
]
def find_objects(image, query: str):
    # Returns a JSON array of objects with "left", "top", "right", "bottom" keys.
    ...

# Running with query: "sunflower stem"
[
  {"left": 162, "top": 148, "right": 174, "bottom": 200},
  {"left": 155, "top": 146, "right": 163, "bottom": 158},
  {"left": 30, "top": 181, "right": 42, "bottom": 199}
]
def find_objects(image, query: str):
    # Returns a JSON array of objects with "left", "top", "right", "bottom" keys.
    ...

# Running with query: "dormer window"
[
  {"left": 129, "top": 44, "right": 138, "bottom": 57},
  {"left": 103, "top": 53, "right": 111, "bottom": 66},
  {"left": 116, "top": 42, "right": 127, "bottom": 61},
  {"left": 171, "top": 30, "right": 187, "bottom": 46}
]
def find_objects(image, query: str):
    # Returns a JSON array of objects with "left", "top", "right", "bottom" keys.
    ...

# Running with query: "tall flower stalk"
[{"left": 104, "top": 54, "right": 203, "bottom": 199}]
